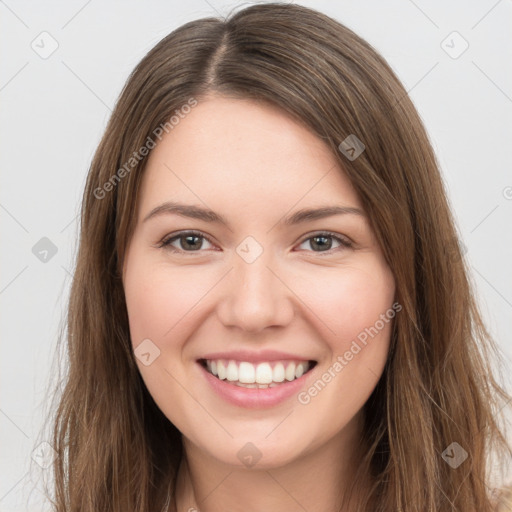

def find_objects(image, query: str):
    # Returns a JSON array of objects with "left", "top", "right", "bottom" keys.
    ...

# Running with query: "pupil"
[
  {"left": 179, "top": 235, "right": 333, "bottom": 251},
  {"left": 312, "top": 235, "right": 331, "bottom": 251},
  {"left": 183, "top": 235, "right": 201, "bottom": 250}
]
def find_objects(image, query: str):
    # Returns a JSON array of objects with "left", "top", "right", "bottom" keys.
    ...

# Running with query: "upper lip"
[{"left": 198, "top": 349, "right": 316, "bottom": 364}]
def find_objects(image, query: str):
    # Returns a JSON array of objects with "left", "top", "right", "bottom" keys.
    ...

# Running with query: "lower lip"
[{"left": 198, "top": 361, "right": 315, "bottom": 409}]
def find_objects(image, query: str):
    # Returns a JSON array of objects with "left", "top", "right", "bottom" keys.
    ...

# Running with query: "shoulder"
[{"left": 493, "top": 484, "right": 512, "bottom": 512}]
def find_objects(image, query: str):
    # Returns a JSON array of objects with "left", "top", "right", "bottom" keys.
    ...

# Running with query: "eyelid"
[{"left": 296, "top": 230, "right": 352, "bottom": 245}]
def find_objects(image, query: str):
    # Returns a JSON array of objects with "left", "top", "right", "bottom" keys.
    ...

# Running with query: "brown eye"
[
  {"left": 160, "top": 231, "right": 214, "bottom": 252},
  {"left": 297, "top": 232, "right": 352, "bottom": 253}
]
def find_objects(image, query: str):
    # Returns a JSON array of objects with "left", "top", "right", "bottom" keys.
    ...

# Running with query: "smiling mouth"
[{"left": 198, "top": 358, "right": 317, "bottom": 388}]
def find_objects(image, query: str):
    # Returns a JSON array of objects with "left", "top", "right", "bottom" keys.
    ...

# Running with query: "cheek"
[
  {"left": 292, "top": 258, "right": 396, "bottom": 347},
  {"left": 123, "top": 252, "right": 218, "bottom": 346},
  {"left": 293, "top": 261, "right": 395, "bottom": 435}
]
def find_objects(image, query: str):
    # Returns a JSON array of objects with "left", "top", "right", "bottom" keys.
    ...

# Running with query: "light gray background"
[{"left": 1, "top": 1, "right": 511, "bottom": 510}]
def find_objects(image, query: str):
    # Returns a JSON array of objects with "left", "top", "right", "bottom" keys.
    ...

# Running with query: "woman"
[{"left": 42, "top": 3, "right": 512, "bottom": 511}]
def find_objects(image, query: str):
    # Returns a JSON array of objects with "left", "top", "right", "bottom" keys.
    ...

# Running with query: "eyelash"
[{"left": 157, "top": 230, "right": 353, "bottom": 255}]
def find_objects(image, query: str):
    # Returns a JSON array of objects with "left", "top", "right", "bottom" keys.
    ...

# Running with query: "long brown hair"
[{"left": 37, "top": 3, "right": 512, "bottom": 511}]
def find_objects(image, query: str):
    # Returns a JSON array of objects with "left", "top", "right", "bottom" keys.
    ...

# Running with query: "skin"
[{"left": 122, "top": 95, "right": 396, "bottom": 512}]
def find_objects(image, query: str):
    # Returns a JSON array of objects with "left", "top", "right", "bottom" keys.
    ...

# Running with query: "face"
[{"left": 122, "top": 95, "right": 396, "bottom": 469}]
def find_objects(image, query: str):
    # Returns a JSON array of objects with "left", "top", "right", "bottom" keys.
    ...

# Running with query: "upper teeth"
[{"left": 205, "top": 359, "right": 311, "bottom": 385}]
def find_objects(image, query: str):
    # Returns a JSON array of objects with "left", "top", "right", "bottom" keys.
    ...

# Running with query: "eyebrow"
[{"left": 143, "top": 201, "right": 365, "bottom": 227}]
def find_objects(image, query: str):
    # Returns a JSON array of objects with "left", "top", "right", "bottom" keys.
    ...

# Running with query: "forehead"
[{"left": 137, "top": 96, "right": 363, "bottom": 223}]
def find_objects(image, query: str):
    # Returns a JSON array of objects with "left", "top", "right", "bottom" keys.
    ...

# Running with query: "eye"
[
  {"left": 296, "top": 231, "right": 353, "bottom": 253},
  {"left": 157, "top": 230, "right": 352, "bottom": 255},
  {"left": 159, "top": 231, "right": 216, "bottom": 253}
]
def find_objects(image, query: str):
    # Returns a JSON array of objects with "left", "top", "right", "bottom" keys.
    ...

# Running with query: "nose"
[{"left": 216, "top": 248, "right": 295, "bottom": 333}]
